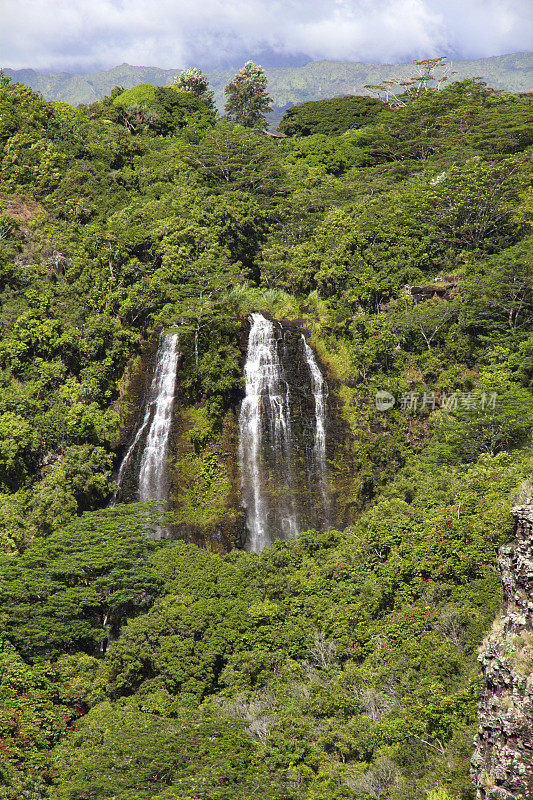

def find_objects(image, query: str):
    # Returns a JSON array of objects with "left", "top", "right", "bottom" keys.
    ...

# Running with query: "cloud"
[{"left": 1, "top": 0, "right": 531, "bottom": 71}]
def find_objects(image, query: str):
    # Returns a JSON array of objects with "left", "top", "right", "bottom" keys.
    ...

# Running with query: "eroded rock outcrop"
[{"left": 471, "top": 505, "right": 533, "bottom": 800}]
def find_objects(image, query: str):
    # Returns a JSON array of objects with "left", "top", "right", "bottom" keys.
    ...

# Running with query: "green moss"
[
  {"left": 173, "top": 450, "right": 232, "bottom": 526},
  {"left": 309, "top": 331, "right": 353, "bottom": 381},
  {"left": 113, "top": 354, "right": 144, "bottom": 447},
  {"left": 507, "top": 631, "right": 533, "bottom": 676},
  {"left": 224, "top": 285, "right": 302, "bottom": 318},
  {"left": 170, "top": 405, "right": 241, "bottom": 531}
]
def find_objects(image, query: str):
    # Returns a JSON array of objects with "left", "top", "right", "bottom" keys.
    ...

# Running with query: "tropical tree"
[
  {"left": 181, "top": 121, "right": 282, "bottom": 195},
  {"left": 0, "top": 504, "right": 165, "bottom": 660},
  {"left": 224, "top": 61, "right": 272, "bottom": 127},
  {"left": 364, "top": 56, "right": 455, "bottom": 107},
  {"left": 111, "top": 85, "right": 213, "bottom": 135},
  {"left": 460, "top": 237, "right": 533, "bottom": 336},
  {"left": 279, "top": 95, "right": 383, "bottom": 136},
  {"left": 172, "top": 67, "right": 215, "bottom": 112},
  {"left": 52, "top": 702, "right": 288, "bottom": 800}
]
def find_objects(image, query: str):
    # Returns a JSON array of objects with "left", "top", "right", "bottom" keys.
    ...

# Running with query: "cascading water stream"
[
  {"left": 111, "top": 330, "right": 179, "bottom": 510},
  {"left": 238, "top": 313, "right": 298, "bottom": 551},
  {"left": 301, "top": 335, "right": 330, "bottom": 526},
  {"left": 137, "top": 331, "right": 180, "bottom": 502},
  {"left": 239, "top": 314, "right": 333, "bottom": 550},
  {"left": 111, "top": 407, "right": 151, "bottom": 503}
]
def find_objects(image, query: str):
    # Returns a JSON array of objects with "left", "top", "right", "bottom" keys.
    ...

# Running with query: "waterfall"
[
  {"left": 301, "top": 335, "right": 330, "bottom": 526},
  {"left": 137, "top": 331, "right": 180, "bottom": 502},
  {"left": 112, "top": 330, "right": 179, "bottom": 510},
  {"left": 112, "top": 406, "right": 152, "bottom": 502},
  {"left": 238, "top": 313, "right": 298, "bottom": 551},
  {"left": 239, "top": 314, "right": 332, "bottom": 551}
]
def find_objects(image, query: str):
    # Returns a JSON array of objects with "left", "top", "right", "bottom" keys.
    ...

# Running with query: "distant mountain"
[{"left": 4, "top": 53, "right": 532, "bottom": 119}]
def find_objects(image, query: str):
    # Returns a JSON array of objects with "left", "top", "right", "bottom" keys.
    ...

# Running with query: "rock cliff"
[{"left": 471, "top": 505, "right": 533, "bottom": 800}]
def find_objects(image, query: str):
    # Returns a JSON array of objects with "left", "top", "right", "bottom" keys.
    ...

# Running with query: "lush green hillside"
[
  {"left": 0, "top": 69, "right": 532, "bottom": 800},
  {"left": 3, "top": 52, "right": 533, "bottom": 113}
]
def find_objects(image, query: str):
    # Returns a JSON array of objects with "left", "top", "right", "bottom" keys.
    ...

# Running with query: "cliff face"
[
  {"left": 169, "top": 315, "right": 360, "bottom": 550},
  {"left": 115, "top": 316, "right": 363, "bottom": 551},
  {"left": 471, "top": 505, "right": 533, "bottom": 800}
]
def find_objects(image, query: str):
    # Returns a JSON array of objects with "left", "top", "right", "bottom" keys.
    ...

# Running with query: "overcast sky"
[{"left": 1, "top": 0, "right": 531, "bottom": 72}]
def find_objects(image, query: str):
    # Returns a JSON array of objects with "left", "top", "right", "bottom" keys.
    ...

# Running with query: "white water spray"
[
  {"left": 137, "top": 331, "right": 180, "bottom": 501},
  {"left": 238, "top": 314, "right": 298, "bottom": 551},
  {"left": 301, "top": 334, "right": 330, "bottom": 525},
  {"left": 112, "top": 330, "right": 179, "bottom": 508}
]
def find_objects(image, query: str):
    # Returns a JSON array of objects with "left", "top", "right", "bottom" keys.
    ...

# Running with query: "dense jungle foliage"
[
  {"left": 0, "top": 69, "right": 532, "bottom": 800},
  {"left": 278, "top": 96, "right": 383, "bottom": 136}
]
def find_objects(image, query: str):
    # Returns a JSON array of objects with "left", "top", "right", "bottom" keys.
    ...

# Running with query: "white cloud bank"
[{"left": 1, "top": 0, "right": 531, "bottom": 71}]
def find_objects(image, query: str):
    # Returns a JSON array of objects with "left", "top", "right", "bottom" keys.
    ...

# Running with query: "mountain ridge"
[{"left": 3, "top": 52, "right": 532, "bottom": 113}]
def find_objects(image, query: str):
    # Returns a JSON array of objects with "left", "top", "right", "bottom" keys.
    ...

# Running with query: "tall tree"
[
  {"left": 364, "top": 56, "right": 455, "bottom": 107},
  {"left": 224, "top": 61, "right": 272, "bottom": 128},
  {"left": 172, "top": 67, "right": 215, "bottom": 112}
]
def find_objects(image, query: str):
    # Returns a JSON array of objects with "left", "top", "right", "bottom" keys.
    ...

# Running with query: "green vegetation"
[
  {"left": 279, "top": 96, "right": 383, "bottom": 136},
  {"left": 4, "top": 52, "right": 532, "bottom": 112},
  {"left": 224, "top": 61, "right": 273, "bottom": 127},
  {"left": 0, "top": 61, "right": 531, "bottom": 800},
  {"left": 111, "top": 84, "right": 215, "bottom": 135},
  {"left": 172, "top": 67, "right": 216, "bottom": 112}
]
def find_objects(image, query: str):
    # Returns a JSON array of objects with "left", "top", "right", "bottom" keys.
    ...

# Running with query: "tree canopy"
[
  {"left": 172, "top": 67, "right": 215, "bottom": 112},
  {"left": 279, "top": 95, "right": 383, "bottom": 136}
]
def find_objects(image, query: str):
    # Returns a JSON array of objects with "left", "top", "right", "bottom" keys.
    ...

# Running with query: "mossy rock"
[{"left": 169, "top": 405, "right": 245, "bottom": 550}]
